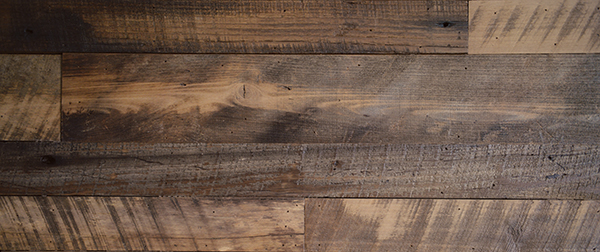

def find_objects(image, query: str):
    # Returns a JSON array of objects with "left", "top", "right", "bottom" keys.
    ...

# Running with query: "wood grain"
[
  {"left": 0, "top": 142, "right": 598, "bottom": 199},
  {"left": 0, "top": 55, "right": 60, "bottom": 141},
  {"left": 62, "top": 53, "right": 600, "bottom": 144},
  {"left": 0, "top": 196, "right": 303, "bottom": 251},
  {"left": 305, "top": 198, "right": 600, "bottom": 251},
  {"left": 0, "top": 0, "right": 467, "bottom": 54},
  {"left": 469, "top": 0, "right": 600, "bottom": 54}
]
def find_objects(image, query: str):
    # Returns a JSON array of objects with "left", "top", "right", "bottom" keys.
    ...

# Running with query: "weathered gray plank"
[
  {"left": 0, "top": 142, "right": 598, "bottom": 199},
  {"left": 0, "top": 55, "right": 60, "bottom": 141}
]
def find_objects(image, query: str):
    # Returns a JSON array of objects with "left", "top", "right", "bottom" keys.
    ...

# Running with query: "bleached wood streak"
[
  {"left": 469, "top": 0, "right": 600, "bottom": 54},
  {"left": 305, "top": 199, "right": 600, "bottom": 251}
]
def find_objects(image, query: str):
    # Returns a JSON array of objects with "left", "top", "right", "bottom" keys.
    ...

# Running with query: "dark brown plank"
[
  {"left": 1, "top": 142, "right": 598, "bottom": 199},
  {"left": 0, "top": 196, "right": 303, "bottom": 251},
  {"left": 0, "top": 55, "right": 60, "bottom": 141},
  {"left": 305, "top": 199, "right": 600, "bottom": 251},
  {"left": 62, "top": 53, "right": 600, "bottom": 144},
  {"left": 0, "top": 0, "right": 467, "bottom": 54}
]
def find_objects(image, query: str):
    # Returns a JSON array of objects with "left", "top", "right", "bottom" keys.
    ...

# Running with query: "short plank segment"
[
  {"left": 0, "top": 55, "right": 60, "bottom": 141},
  {"left": 62, "top": 54, "right": 600, "bottom": 144},
  {"left": 0, "top": 142, "right": 598, "bottom": 199},
  {"left": 305, "top": 199, "right": 600, "bottom": 251},
  {"left": 0, "top": 196, "right": 303, "bottom": 251},
  {"left": 469, "top": 0, "right": 600, "bottom": 54},
  {"left": 0, "top": 0, "right": 467, "bottom": 54}
]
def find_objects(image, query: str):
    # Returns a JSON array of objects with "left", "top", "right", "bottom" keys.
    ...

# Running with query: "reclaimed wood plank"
[
  {"left": 469, "top": 0, "right": 600, "bottom": 54},
  {"left": 305, "top": 198, "right": 600, "bottom": 251},
  {"left": 0, "top": 142, "right": 598, "bottom": 199},
  {"left": 0, "top": 0, "right": 467, "bottom": 54},
  {"left": 0, "top": 55, "right": 60, "bottom": 141},
  {"left": 0, "top": 196, "right": 303, "bottom": 251},
  {"left": 62, "top": 53, "right": 600, "bottom": 144}
]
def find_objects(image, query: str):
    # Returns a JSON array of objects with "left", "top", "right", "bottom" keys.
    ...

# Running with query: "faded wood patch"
[
  {"left": 0, "top": 55, "right": 60, "bottom": 141},
  {"left": 469, "top": 0, "right": 600, "bottom": 54},
  {"left": 0, "top": 0, "right": 467, "bottom": 54},
  {"left": 305, "top": 199, "right": 600, "bottom": 251},
  {"left": 0, "top": 196, "right": 303, "bottom": 251},
  {"left": 0, "top": 142, "right": 598, "bottom": 199},
  {"left": 62, "top": 54, "right": 600, "bottom": 144}
]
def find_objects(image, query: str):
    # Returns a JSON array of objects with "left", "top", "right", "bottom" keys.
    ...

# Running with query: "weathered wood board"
[
  {"left": 469, "top": 0, "right": 600, "bottom": 54},
  {"left": 62, "top": 54, "right": 600, "bottom": 144},
  {"left": 305, "top": 199, "right": 600, "bottom": 251},
  {"left": 0, "top": 196, "right": 303, "bottom": 251},
  {"left": 0, "top": 55, "right": 60, "bottom": 141},
  {"left": 0, "top": 142, "right": 598, "bottom": 199},
  {"left": 0, "top": 0, "right": 467, "bottom": 54}
]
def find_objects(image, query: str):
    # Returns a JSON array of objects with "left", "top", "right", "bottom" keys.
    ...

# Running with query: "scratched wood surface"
[
  {"left": 0, "top": 0, "right": 467, "bottom": 54},
  {"left": 1, "top": 142, "right": 598, "bottom": 199},
  {"left": 0, "top": 55, "right": 60, "bottom": 141},
  {"left": 469, "top": 0, "right": 600, "bottom": 54},
  {"left": 62, "top": 53, "right": 600, "bottom": 144},
  {"left": 0, "top": 196, "right": 303, "bottom": 251},
  {"left": 305, "top": 199, "right": 600, "bottom": 251}
]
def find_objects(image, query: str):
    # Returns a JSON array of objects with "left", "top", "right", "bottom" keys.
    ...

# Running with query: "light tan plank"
[
  {"left": 0, "top": 55, "right": 60, "bottom": 141},
  {"left": 62, "top": 54, "right": 600, "bottom": 144},
  {"left": 0, "top": 0, "right": 467, "bottom": 54},
  {"left": 469, "top": 0, "right": 600, "bottom": 54},
  {"left": 0, "top": 196, "right": 303, "bottom": 251},
  {"left": 306, "top": 199, "right": 600, "bottom": 251},
  {"left": 1, "top": 142, "right": 599, "bottom": 199}
]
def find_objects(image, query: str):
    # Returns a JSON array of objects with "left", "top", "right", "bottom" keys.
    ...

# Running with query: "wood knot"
[
  {"left": 40, "top": 155, "right": 55, "bottom": 165},
  {"left": 437, "top": 21, "right": 455, "bottom": 28}
]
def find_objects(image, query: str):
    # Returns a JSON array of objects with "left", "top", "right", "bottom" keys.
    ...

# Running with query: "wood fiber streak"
[
  {"left": 0, "top": 0, "right": 467, "bottom": 54},
  {"left": 469, "top": 0, "right": 600, "bottom": 54},
  {"left": 62, "top": 54, "right": 600, "bottom": 144},
  {"left": 0, "top": 55, "right": 60, "bottom": 141},
  {"left": 0, "top": 142, "right": 598, "bottom": 199},
  {"left": 0, "top": 196, "right": 303, "bottom": 251},
  {"left": 305, "top": 199, "right": 600, "bottom": 251}
]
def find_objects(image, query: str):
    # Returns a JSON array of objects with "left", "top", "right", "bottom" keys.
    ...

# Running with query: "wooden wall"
[{"left": 1, "top": 0, "right": 599, "bottom": 251}]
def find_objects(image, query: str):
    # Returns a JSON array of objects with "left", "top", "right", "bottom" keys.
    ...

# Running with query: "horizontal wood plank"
[
  {"left": 469, "top": 0, "right": 600, "bottom": 54},
  {"left": 0, "top": 196, "right": 303, "bottom": 251},
  {"left": 0, "top": 55, "right": 60, "bottom": 141},
  {"left": 0, "top": 0, "right": 467, "bottom": 54},
  {"left": 62, "top": 54, "right": 600, "bottom": 144},
  {"left": 305, "top": 198, "right": 600, "bottom": 251},
  {"left": 0, "top": 142, "right": 598, "bottom": 199}
]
